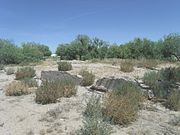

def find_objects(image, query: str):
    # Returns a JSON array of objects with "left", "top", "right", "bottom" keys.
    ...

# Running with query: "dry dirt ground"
[{"left": 0, "top": 59, "right": 180, "bottom": 135}]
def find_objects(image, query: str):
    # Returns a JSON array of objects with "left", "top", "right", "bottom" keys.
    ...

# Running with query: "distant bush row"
[
  {"left": 0, "top": 40, "right": 51, "bottom": 64},
  {"left": 56, "top": 33, "right": 180, "bottom": 61}
]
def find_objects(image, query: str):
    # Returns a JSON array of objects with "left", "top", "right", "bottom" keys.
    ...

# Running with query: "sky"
[{"left": 0, "top": 0, "right": 180, "bottom": 52}]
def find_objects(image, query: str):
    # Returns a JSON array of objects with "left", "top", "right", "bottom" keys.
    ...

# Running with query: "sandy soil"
[{"left": 0, "top": 59, "right": 180, "bottom": 135}]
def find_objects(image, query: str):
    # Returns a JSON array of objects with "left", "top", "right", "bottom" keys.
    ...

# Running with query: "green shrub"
[
  {"left": 77, "top": 95, "right": 113, "bottom": 135},
  {"left": 165, "top": 90, "right": 180, "bottom": 111},
  {"left": 143, "top": 71, "right": 172, "bottom": 99},
  {"left": 120, "top": 60, "right": 134, "bottom": 72},
  {"left": 35, "top": 80, "right": 76, "bottom": 104},
  {"left": 83, "top": 95, "right": 102, "bottom": 118},
  {"left": 143, "top": 71, "right": 160, "bottom": 88},
  {"left": 77, "top": 117, "right": 113, "bottom": 135},
  {"left": 160, "top": 67, "right": 180, "bottom": 82},
  {"left": 0, "top": 64, "right": 4, "bottom": 70},
  {"left": 58, "top": 61, "right": 72, "bottom": 71},
  {"left": 6, "top": 68, "right": 15, "bottom": 75},
  {"left": 143, "top": 67, "right": 180, "bottom": 99},
  {"left": 15, "top": 67, "right": 36, "bottom": 80},
  {"left": 5, "top": 81, "right": 30, "bottom": 96},
  {"left": 79, "top": 70, "right": 95, "bottom": 86},
  {"left": 103, "top": 81, "right": 143, "bottom": 125},
  {"left": 21, "top": 78, "right": 37, "bottom": 87}
]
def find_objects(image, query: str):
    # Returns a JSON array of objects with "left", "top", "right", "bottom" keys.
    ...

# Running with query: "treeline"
[
  {"left": 0, "top": 33, "right": 179, "bottom": 65},
  {"left": 56, "top": 33, "right": 180, "bottom": 61},
  {"left": 0, "top": 40, "right": 51, "bottom": 64}
]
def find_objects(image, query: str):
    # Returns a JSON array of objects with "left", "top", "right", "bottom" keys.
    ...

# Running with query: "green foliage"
[
  {"left": 37, "top": 44, "right": 51, "bottom": 56},
  {"left": 57, "top": 61, "right": 72, "bottom": 71},
  {"left": 35, "top": 80, "right": 76, "bottom": 104},
  {"left": 6, "top": 68, "right": 15, "bottom": 75},
  {"left": 165, "top": 90, "right": 180, "bottom": 111},
  {"left": 120, "top": 60, "right": 134, "bottom": 72},
  {"left": 0, "top": 64, "right": 4, "bottom": 70},
  {"left": 77, "top": 95, "right": 113, "bottom": 135},
  {"left": 143, "top": 67, "right": 180, "bottom": 100},
  {"left": 0, "top": 39, "right": 23, "bottom": 64},
  {"left": 15, "top": 67, "right": 36, "bottom": 80},
  {"left": 161, "top": 33, "right": 180, "bottom": 61},
  {"left": 22, "top": 42, "right": 44, "bottom": 62},
  {"left": 79, "top": 70, "right": 95, "bottom": 86},
  {"left": 103, "top": 81, "right": 143, "bottom": 125}
]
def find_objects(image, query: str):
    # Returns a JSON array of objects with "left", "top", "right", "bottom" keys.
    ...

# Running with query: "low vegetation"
[
  {"left": 0, "top": 39, "right": 51, "bottom": 65},
  {"left": 103, "top": 81, "right": 143, "bottom": 125},
  {"left": 56, "top": 33, "right": 180, "bottom": 61},
  {"left": 0, "top": 64, "right": 4, "bottom": 70},
  {"left": 57, "top": 61, "right": 72, "bottom": 71},
  {"left": 21, "top": 78, "right": 37, "bottom": 87},
  {"left": 5, "top": 81, "right": 30, "bottom": 96},
  {"left": 120, "top": 60, "right": 134, "bottom": 72},
  {"left": 136, "top": 59, "right": 159, "bottom": 69},
  {"left": 35, "top": 80, "right": 76, "bottom": 104},
  {"left": 15, "top": 67, "right": 36, "bottom": 80},
  {"left": 143, "top": 66, "right": 180, "bottom": 111},
  {"left": 165, "top": 90, "right": 180, "bottom": 111},
  {"left": 79, "top": 69, "right": 95, "bottom": 86},
  {"left": 6, "top": 68, "right": 15, "bottom": 75},
  {"left": 77, "top": 95, "right": 113, "bottom": 135}
]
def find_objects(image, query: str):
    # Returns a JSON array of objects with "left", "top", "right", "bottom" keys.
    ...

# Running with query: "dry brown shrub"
[
  {"left": 103, "top": 82, "right": 143, "bottom": 125},
  {"left": 136, "top": 59, "right": 160, "bottom": 69},
  {"left": 5, "top": 81, "right": 30, "bottom": 96}
]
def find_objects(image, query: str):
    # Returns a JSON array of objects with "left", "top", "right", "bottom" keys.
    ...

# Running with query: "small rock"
[{"left": 0, "top": 122, "right": 4, "bottom": 127}]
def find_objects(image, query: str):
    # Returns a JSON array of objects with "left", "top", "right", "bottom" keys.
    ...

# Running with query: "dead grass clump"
[
  {"left": 79, "top": 69, "right": 95, "bottom": 86},
  {"left": 35, "top": 80, "right": 77, "bottom": 104},
  {"left": 5, "top": 81, "right": 30, "bottom": 96},
  {"left": 136, "top": 59, "right": 159, "bottom": 69},
  {"left": 103, "top": 82, "right": 143, "bottom": 125},
  {"left": 15, "top": 67, "right": 36, "bottom": 80},
  {"left": 58, "top": 61, "right": 72, "bottom": 71},
  {"left": 120, "top": 60, "right": 134, "bottom": 72}
]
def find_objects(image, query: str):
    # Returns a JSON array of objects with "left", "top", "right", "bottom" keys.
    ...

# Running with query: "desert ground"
[{"left": 0, "top": 59, "right": 180, "bottom": 135}]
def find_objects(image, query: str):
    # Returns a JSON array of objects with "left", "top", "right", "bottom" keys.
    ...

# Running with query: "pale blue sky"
[{"left": 0, "top": 0, "right": 180, "bottom": 52}]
